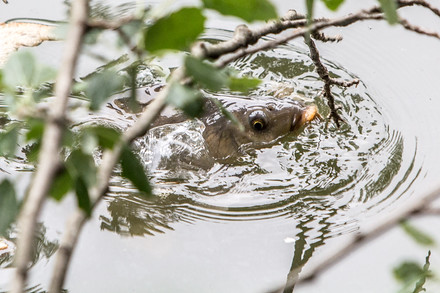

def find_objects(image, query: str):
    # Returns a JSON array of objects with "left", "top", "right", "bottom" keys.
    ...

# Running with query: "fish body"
[{"left": 152, "top": 95, "right": 317, "bottom": 159}]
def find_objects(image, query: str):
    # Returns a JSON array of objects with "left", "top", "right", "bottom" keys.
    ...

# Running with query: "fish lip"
[{"left": 290, "top": 105, "right": 317, "bottom": 131}]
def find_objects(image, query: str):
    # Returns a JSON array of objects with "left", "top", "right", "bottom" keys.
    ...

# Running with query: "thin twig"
[
  {"left": 398, "top": 0, "right": 440, "bottom": 17},
  {"left": 399, "top": 18, "right": 440, "bottom": 39},
  {"left": 297, "top": 186, "right": 440, "bottom": 284},
  {"left": 304, "top": 37, "right": 359, "bottom": 126},
  {"left": 10, "top": 1, "right": 88, "bottom": 293}
]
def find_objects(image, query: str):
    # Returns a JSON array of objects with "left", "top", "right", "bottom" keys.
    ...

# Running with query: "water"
[{"left": 1, "top": 1, "right": 440, "bottom": 293}]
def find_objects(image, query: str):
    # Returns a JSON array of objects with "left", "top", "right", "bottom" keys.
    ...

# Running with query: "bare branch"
[
  {"left": 10, "top": 1, "right": 89, "bottom": 292},
  {"left": 399, "top": 18, "right": 440, "bottom": 39},
  {"left": 304, "top": 37, "right": 359, "bottom": 126},
  {"left": 297, "top": 186, "right": 440, "bottom": 284},
  {"left": 398, "top": 0, "right": 440, "bottom": 17}
]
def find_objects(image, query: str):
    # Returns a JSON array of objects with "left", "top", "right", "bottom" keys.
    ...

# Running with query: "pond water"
[{"left": 1, "top": 1, "right": 440, "bottom": 293}]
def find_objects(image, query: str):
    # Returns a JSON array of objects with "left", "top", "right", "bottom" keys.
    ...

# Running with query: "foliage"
[
  {"left": 143, "top": 7, "right": 206, "bottom": 53},
  {"left": 394, "top": 251, "right": 432, "bottom": 293},
  {"left": 202, "top": 0, "right": 277, "bottom": 22},
  {"left": 0, "top": 0, "right": 419, "bottom": 292},
  {"left": 0, "top": 180, "right": 18, "bottom": 236},
  {"left": 401, "top": 221, "right": 435, "bottom": 246}
]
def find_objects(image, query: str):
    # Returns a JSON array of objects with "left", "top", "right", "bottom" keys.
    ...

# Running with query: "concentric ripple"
[{"left": 99, "top": 29, "right": 422, "bottom": 233}]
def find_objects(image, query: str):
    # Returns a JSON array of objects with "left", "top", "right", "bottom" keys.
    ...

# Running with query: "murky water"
[{"left": 1, "top": 1, "right": 440, "bottom": 293}]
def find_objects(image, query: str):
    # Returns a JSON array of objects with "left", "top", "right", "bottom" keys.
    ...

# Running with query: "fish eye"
[{"left": 249, "top": 111, "right": 267, "bottom": 131}]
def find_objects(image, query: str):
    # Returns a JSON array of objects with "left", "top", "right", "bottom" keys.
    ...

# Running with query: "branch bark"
[{"left": 10, "top": 0, "right": 88, "bottom": 292}]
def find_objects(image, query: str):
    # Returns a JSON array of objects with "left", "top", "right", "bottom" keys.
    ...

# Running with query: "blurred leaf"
[
  {"left": 83, "top": 125, "right": 121, "bottom": 150},
  {"left": 401, "top": 221, "right": 435, "bottom": 246},
  {"left": 321, "top": 0, "right": 344, "bottom": 11},
  {"left": 120, "top": 145, "right": 152, "bottom": 196},
  {"left": 80, "top": 131, "right": 99, "bottom": 155},
  {"left": 394, "top": 262, "right": 424, "bottom": 282},
  {"left": 2, "top": 51, "right": 56, "bottom": 89},
  {"left": 184, "top": 55, "right": 228, "bottom": 90},
  {"left": 211, "top": 98, "right": 244, "bottom": 131},
  {"left": 144, "top": 7, "right": 205, "bottom": 53},
  {"left": 202, "top": 0, "right": 277, "bottom": 22},
  {"left": 306, "top": 0, "right": 314, "bottom": 21},
  {"left": 83, "top": 70, "right": 126, "bottom": 110},
  {"left": 66, "top": 149, "right": 97, "bottom": 187},
  {"left": 32, "top": 84, "right": 53, "bottom": 102},
  {"left": 26, "top": 118, "right": 45, "bottom": 142},
  {"left": 49, "top": 168, "right": 73, "bottom": 201},
  {"left": 394, "top": 251, "right": 432, "bottom": 293},
  {"left": 414, "top": 251, "right": 431, "bottom": 293},
  {"left": 166, "top": 82, "right": 204, "bottom": 118},
  {"left": 75, "top": 177, "right": 92, "bottom": 217},
  {"left": 378, "top": 0, "right": 398, "bottom": 24},
  {"left": 22, "top": 142, "right": 41, "bottom": 162},
  {"left": 83, "top": 28, "right": 102, "bottom": 45},
  {"left": 228, "top": 76, "right": 261, "bottom": 94},
  {"left": 0, "top": 124, "right": 19, "bottom": 157},
  {"left": 0, "top": 180, "right": 18, "bottom": 236}
]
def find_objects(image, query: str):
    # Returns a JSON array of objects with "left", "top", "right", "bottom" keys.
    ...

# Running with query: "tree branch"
[
  {"left": 48, "top": 70, "right": 177, "bottom": 293},
  {"left": 45, "top": 1, "right": 440, "bottom": 291},
  {"left": 304, "top": 37, "right": 359, "bottom": 126},
  {"left": 297, "top": 186, "right": 440, "bottom": 285},
  {"left": 10, "top": 1, "right": 88, "bottom": 293}
]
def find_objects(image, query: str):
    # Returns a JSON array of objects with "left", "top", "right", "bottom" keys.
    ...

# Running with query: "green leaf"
[
  {"left": 0, "top": 70, "right": 4, "bottom": 90},
  {"left": 202, "top": 0, "right": 277, "bottom": 22},
  {"left": 0, "top": 124, "right": 19, "bottom": 157},
  {"left": 228, "top": 76, "right": 261, "bottom": 94},
  {"left": 22, "top": 142, "right": 41, "bottom": 162},
  {"left": 184, "top": 55, "right": 228, "bottom": 91},
  {"left": 393, "top": 251, "right": 431, "bottom": 292},
  {"left": 394, "top": 262, "right": 425, "bottom": 282},
  {"left": 306, "top": 0, "right": 314, "bottom": 25},
  {"left": 120, "top": 145, "right": 152, "bottom": 196},
  {"left": 166, "top": 82, "right": 204, "bottom": 118},
  {"left": 401, "top": 221, "right": 435, "bottom": 246},
  {"left": 66, "top": 149, "right": 97, "bottom": 188},
  {"left": 83, "top": 125, "right": 121, "bottom": 150},
  {"left": 75, "top": 177, "right": 92, "bottom": 217},
  {"left": 0, "top": 180, "right": 18, "bottom": 236},
  {"left": 26, "top": 118, "right": 45, "bottom": 142},
  {"left": 378, "top": 0, "right": 398, "bottom": 25},
  {"left": 80, "top": 131, "right": 99, "bottom": 155},
  {"left": 83, "top": 70, "right": 126, "bottom": 110},
  {"left": 49, "top": 168, "right": 73, "bottom": 201},
  {"left": 143, "top": 7, "right": 205, "bottom": 53},
  {"left": 211, "top": 98, "right": 244, "bottom": 131},
  {"left": 2, "top": 51, "right": 56, "bottom": 89},
  {"left": 321, "top": 0, "right": 344, "bottom": 11}
]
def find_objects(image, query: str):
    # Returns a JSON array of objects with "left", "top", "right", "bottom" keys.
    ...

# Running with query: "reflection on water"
[
  {"left": 0, "top": 10, "right": 427, "bottom": 291},
  {"left": 0, "top": 224, "right": 58, "bottom": 269},
  {"left": 103, "top": 31, "right": 414, "bottom": 215}
]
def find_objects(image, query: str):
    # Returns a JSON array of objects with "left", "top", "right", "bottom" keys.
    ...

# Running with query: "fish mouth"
[
  {"left": 302, "top": 105, "right": 317, "bottom": 123},
  {"left": 291, "top": 105, "right": 317, "bottom": 131}
]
